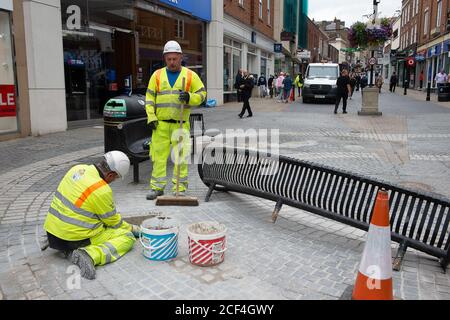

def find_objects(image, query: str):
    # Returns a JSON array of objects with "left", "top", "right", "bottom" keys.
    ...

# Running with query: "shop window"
[
  {"left": 223, "top": 38, "right": 242, "bottom": 93},
  {"left": 0, "top": 10, "right": 18, "bottom": 134}
]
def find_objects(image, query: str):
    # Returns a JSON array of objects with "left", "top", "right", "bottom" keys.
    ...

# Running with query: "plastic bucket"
[
  {"left": 187, "top": 221, "right": 227, "bottom": 267},
  {"left": 139, "top": 217, "right": 179, "bottom": 261}
]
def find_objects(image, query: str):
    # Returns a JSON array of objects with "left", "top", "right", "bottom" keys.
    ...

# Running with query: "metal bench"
[
  {"left": 198, "top": 146, "right": 450, "bottom": 271},
  {"left": 119, "top": 113, "right": 206, "bottom": 183}
]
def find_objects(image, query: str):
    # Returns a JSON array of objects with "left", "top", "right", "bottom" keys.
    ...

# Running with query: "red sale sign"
[{"left": 0, "top": 85, "right": 17, "bottom": 117}]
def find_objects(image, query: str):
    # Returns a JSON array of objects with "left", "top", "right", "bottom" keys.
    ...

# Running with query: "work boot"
[
  {"left": 172, "top": 190, "right": 186, "bottom": 197},
  {"left": 146, "top": 189, "right": 164, "bottom": 200},
  {"left": 70, "top": 249, "right": 96, "bottom": 280}
]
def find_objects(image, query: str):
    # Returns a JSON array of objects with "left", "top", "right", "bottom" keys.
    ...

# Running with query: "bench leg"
[
  {"left": 133, "top": 160, "right": 139, "bottom": 184},
  {"left": 439, "top": 252, "right": 449, "bottom": 273},
  {"left": 205, "top": 184, "right": 215, "bottom": 202},
  {"left": 271, "top": 200, "right": 283, "bottom": 223},
  {"left": 392, "top": 241, "right": 408, "bottom": 272}
]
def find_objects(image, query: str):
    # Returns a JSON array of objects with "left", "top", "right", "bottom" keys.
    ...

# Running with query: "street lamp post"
[{"left": 370, "top": 0, "right": 380, "bottom": 87}]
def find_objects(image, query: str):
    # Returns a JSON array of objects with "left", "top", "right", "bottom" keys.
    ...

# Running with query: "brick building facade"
[{"left": 398, "top": 0, "right": 450, "bottom": 89}]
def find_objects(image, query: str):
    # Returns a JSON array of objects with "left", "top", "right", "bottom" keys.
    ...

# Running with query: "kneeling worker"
[
  {"left": 44, "top": 151, "right": 138, "bottom": 280},
  {"left": 145, "top": 40, "right": 207, "bottom": 200}
]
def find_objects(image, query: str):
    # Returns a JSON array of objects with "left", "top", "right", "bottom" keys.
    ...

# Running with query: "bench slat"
[{"left": 437, "top": 207, "right": 450, "bottom": 248}]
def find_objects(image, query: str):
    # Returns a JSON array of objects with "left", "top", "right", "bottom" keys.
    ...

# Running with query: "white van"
[{"left": 302, "top": 63, "right": 340, "bottom": 103}]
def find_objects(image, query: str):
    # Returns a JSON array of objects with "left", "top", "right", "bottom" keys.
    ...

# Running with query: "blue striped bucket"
[{"left": 139, "top": 218, "right": 179, "bottom": 261}]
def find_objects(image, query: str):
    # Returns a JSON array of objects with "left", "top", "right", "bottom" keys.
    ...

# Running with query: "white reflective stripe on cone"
[{"left": 358, "top": 224, "right": 393, "bottom": 281}]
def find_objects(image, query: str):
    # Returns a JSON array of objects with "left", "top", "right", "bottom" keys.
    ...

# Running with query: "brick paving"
[{"left": 0, "top": 91, "right": 449, "bottom": 300}]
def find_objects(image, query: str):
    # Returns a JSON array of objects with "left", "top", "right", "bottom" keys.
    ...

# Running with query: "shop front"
[
  {"left": 223, "top": 15, "right": 275, "bottom": 102},
  {"left": 0, "top": 2, "right": 18, "bottom": 134},
  {"left": 61, "top": 0, "right": 209, "bottom": 123}
]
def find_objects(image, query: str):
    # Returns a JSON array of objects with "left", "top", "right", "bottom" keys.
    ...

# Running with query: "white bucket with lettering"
[
  {"left": 139, "top": 216, "right": 179, "bottom": 261},
  {"left": 187, "top": 221, "right": 227, "bottom": 267}
]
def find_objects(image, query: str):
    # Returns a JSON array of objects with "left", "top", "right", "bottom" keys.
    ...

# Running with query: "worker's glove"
[
  {"left": 131, "top": 224, "right": 141, "bottom": 238},
  {"left": 148, "top": 121, "right": 158, "bottom": 131},
  {"left": 179, "top": 91, "right": 190, "bottom": 104}
]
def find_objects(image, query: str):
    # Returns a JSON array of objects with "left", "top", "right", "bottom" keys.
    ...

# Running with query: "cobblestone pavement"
[{"left": 0, "top": 92, "right": 449, "bottom": 300}]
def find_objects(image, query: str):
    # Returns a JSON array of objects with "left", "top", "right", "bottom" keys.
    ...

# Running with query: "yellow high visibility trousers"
[
  {"left": 81, "top": 224, "right": 136, "bottom": 266},
  {"left": 150, "top": 121, "right": 191, "bottom": 192}
]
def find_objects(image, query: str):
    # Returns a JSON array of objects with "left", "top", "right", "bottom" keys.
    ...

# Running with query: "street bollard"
[
  {"left": 426, "top": 82, "right": 431, "bottom": 101},
  {"left": 404, "top": 81, "right": 408, "bottom": 95}
]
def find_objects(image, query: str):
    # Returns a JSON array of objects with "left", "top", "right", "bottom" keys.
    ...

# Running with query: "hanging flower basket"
[{"left": 348, "top": 18, "right": 393, "bottom": 49}]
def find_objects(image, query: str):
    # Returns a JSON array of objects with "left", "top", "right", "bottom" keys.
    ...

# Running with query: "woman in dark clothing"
[
  {"left": 234, "top": 69, "right": 243, "bottom": 102},
  {"left": 349, "top": 72, "right": 357, "bottom": 99},
  {"left": 238, "top": 71, "right": 254, "bottom": 118}
]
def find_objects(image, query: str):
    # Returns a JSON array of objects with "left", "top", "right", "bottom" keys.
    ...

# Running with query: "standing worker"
[
  {"left": 334, "top": 69, "right": 351, "bottom": 114},
  {"left": 43, "top": 151, "right": 138, "bottom": 280},
  {"left": 145, "top": 40, "right": 207, "bottom": 200},
  {"left": 294, "top": 73, "right": 304, "bottom": 100}
]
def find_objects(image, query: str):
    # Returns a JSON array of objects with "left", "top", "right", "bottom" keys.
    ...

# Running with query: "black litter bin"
[
  {"left": 438, "top": 84, "right": 450, "bottom": 102},
  {"left": 103, "top": 94, "right": 147, "bottom": 153}
]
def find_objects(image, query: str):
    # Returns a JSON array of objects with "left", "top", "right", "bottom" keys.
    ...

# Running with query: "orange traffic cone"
[{"left": 352, "top": 189, "right": 394, "bottom": 300}]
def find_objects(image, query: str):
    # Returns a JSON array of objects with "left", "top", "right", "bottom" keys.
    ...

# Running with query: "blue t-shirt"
[{"left": 166, "top": 68, "right": 181, "bottom": 88}]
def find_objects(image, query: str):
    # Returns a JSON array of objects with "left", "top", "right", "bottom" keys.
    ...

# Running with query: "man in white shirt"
[{"left": 435, "top": 69, "right": 448, "bottom": 88}]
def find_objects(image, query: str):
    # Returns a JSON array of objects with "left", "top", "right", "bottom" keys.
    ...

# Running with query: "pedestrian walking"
[
  {"left": 375, "top": 73, "right": 384, "bottom": 93},
  {"left": 435, "top": 69, "right": 448, "bottom": 89},
  {"left": 419, "top": 70, "right": 424, "bottom": 89},
  {"left": 258, "top": 74, "right": 267, "bottom": 98},
  {"left": 294, "top": 73, "right": 304, "bottom": 99},
  {"left": 43, "top": 151, "right": 139, "bottom": 280},
  {"left": 334, "top": 69, "right": 351, "bottom": 114},
  {"left": 238, "top": 71, "right": 254, "bottom": 118},
  {"left": 282, "top": 73, "right": 293, "bottom": 103},
  {"left": 268, "top": 75, "right": 274, "bottom": 98},
  {"left": 355, "top": 73, "right": 361, "bottom": 92},
  {"left": 276, "top": 72, "right": 285, "bottom": 102},
  {"left": 145, "top": 40, "right": 207, "bottom": 201},
  {"left": 349, "top": 72, "right": 356, "bottom": 99},
  {"left": 360, "top": 73, "right": 368, "bottom": 96},
  {"left": 389, "top": 72, "right": 398, "bottom": 92}
]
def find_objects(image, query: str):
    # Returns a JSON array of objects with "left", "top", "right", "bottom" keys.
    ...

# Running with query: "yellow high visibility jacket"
[
  {"left": 145, "top": 67, "right": 206, "bottom": 123},
  {"left": 44, "top": 165, "right": 128, "bottom": 241}
]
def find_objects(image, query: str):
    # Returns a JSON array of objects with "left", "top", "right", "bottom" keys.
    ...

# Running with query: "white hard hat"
[
  {"left": 104, "top": 151, "right": 130, "bottom": 180},
  {"left": 163, "top": 40, "right": 182, "bottom": 54}
]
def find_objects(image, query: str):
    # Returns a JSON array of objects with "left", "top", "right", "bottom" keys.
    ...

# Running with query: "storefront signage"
[
  {"left": 297, "top": 50, "right": 311, "bottom": 59},
  {"left": 274, "top": 43, "right": 282, "bottom": 53},
  {"left": 444, "top": 40, "right": 450, "bottom": 53},
  {"left": 158, "top": 0, "right": 211, "bottom": 22},
  {"left": 428, "top": 44, "right": 442, "bottom": 58},
  {"left": 280, "top": 31, "right": 292, "bottom": 41},
  {"left": 0, "top": 85, "right": 16, "bottom": 117}
]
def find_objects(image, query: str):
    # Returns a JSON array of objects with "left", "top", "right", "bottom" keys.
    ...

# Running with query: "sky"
[{"left": 308, "top": 0, "right": 402, "bottom": 27}]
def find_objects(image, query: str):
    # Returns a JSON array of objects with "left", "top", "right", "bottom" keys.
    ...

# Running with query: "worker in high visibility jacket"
[
  {"left": 44, "top": 151, "right": 138, "bottom": 280},
  {"left": 145, "top": 40, "right": 207, "bottom": 200}
]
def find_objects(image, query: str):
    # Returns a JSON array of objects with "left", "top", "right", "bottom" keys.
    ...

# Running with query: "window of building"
[
  {"left": 175, "top": 19, "right": 185, "bottom": 39},
  {"left": 436, "top": 0, "right": 442, "bottom": 28},
  {"left": 415, "top": 0, "right": 419, "bottom": 15},
  {"left": 239, "top": 0, "right": 244, "bottom": 7},
  {"left": 259, "top": 0, "right": 263, "bottom": 19},
  {"left": 424, "top": 10, "right": 429, "bottom": 35},
  {"left": 267, "top": 0, "right": 271, "bottom": 25},
  {"left": 223, "top": 38, "right": 242, "bottom": 93},
  {"left": 0, "top": 10, "right": 18, "bottom": 134}
]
